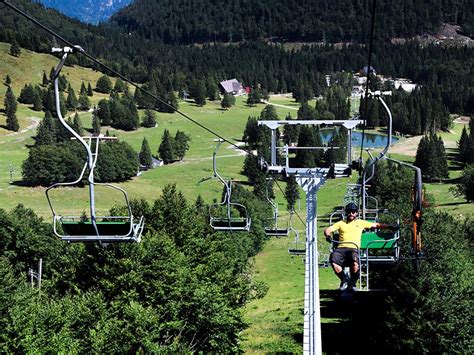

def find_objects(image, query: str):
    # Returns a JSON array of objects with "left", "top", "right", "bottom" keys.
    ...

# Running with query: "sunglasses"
[{"left": 347, "top": 210, "right": 358, "bottom": 214}]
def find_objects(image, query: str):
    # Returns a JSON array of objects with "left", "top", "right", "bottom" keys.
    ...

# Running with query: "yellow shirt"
[{"left": 330, "top": 219, "right": 374, "bottom": 249}]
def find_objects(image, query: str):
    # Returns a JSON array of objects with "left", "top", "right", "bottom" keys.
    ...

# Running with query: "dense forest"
[
  {"left": 1, "top": 1, "right": 472, "bottom": 119},
  {"left": 111, "top": 0, "right": 474, "bottom": 43},
  {"left": 0, "top": 186, "right": 273, "bottom": 352}
]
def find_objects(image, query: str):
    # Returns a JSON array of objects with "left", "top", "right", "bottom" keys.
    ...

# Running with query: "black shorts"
[{"left": 329, "top": 248, "right": 359, "bottom": 267}]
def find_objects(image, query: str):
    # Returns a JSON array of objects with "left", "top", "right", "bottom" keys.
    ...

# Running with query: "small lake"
[{"left": 320, "top": 130, "right": 399, "bottom": 148}]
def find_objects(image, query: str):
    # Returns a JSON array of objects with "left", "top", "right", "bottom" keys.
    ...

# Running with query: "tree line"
[
  {"left": 111, "top": 0, "right": 473, "bottom": 44},
  {"left": 0, "top": 182, "right": 273, "bottom": 352},
  {"left": 1, "top": 2, "right": 472, "bottom": 119},
  {"left": 363, "top": 160, "right": 472, "bottom": 353},
  {"left": 453, "top": 118, "right": 474, "bottom": 201}
]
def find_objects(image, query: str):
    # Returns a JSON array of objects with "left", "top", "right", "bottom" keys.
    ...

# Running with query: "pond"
[{"left": 320, "top": 130, "right": 399, "bottom": 148}]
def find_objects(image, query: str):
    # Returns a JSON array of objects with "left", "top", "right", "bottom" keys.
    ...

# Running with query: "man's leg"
[
  {"left": 349, "top": 251, "right": 360, "bottom": 291},
  {"left": 330, "top": 249, "right": 348, "bottom": 290}
]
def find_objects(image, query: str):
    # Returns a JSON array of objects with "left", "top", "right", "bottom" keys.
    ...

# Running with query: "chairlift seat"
[
  {"left": 210, "top": 217, "right": 251, "bottom": 231},
  {"left": 265, "top": 227, "right": 289, "bottom": 237},
  {"left": 56, "top": 216, "right": 144, "bottom": 242},
  {"left": 288, "top": 245, "right": 306, "bottom": 255},
  {"left": 62, "top": 221, "right": 131, "bottom": 236}
]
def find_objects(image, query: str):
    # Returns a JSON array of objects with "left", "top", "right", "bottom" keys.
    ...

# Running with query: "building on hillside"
[
  {"left": 393, "top": 78, "right": 418, "bottom": 92},
  {"left": 358, "top": 66, "right": 376, "bottom": 76},
  {"left": 351, "top": 85, "right": 365, "bottom": 97},
  {"left": 219, "top": 79, "right": 246, "bottom": 96},
  {"left": 138, "top": 157, "right": 163, "bottom": 174}
]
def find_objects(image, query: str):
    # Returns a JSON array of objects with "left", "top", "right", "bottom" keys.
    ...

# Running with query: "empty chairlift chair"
[
  {"left": 208, "top": 140, "right": 251, "bottom": 232},
  {"left": 287, "top": 212, "right": 305, "bottom": 255},
  {"left": 264, "top": 180, "right": 289, "bottom": 237},
  {"left": 46, "top": 47, "right": 144, "bottom": 243}
]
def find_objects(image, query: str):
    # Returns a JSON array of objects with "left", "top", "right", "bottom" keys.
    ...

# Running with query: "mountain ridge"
[{"left": 34, "top": 0, "right": 132, "bottom": 24}]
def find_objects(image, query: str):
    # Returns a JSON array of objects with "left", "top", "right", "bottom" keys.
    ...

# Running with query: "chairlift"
[
  {"left": 264, "top": 178, "right": 289, "bottom": 237},
  {"left": 208, "top": 140, "right": 251, "bottom": 231},
  {"left": 46, "top": 47, "right": 144, "bottom": 242},
  {"left": 287, "top": 212, "right": 305, "bottom": 255}
]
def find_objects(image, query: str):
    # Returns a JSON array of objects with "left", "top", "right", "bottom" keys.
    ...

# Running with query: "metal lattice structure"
[{"left": 258, "top": 119, "right": 364, "bottom": 355}]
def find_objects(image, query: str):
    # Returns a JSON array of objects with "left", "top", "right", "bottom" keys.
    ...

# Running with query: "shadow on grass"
[
  {"left": 10, "top": 180, "right": 30, "bottom": 187},
  {"left": 438, "top": 201, "right": 468, "bottom": 207},
  {"left": 320, "top": 288, "right": 394, "bottom": 353}
]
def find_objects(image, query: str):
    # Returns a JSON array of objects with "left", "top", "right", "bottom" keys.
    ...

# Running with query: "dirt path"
[
  {"left": 388, "top": 135, "right": 422, "bottom": 156},
  {"left": 261, "top": 99, "right": 299, "bottom": 111}
]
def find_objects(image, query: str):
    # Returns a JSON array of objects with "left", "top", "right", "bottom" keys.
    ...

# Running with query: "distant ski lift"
[
  {"left": 287, "top": 213, "right": 305, "bottom": 255},
  {"left": 264, "top": 179, "right": 289, "bottom": 237},
  {"left": 208, "top": 140, "right": 251, "bottom": 232},
  {"left": 46, "top": 47, "right": 144, "bottom": 243}
]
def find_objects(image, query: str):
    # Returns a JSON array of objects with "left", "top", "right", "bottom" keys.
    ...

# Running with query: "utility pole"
[
  {"left": 9, "top": 163, "right": 14, "bottom": 184},
  {"left": 28, "top": 258, "right": 42, "bottom": 289}
]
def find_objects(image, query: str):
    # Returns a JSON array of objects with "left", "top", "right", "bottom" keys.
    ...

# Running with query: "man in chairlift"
[{"left": 324, "top": 202, "right": 393, "bottom": 292}]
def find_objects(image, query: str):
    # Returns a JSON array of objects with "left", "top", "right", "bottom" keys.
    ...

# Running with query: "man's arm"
[
  {"left": 370, "top": 222, "right": 398, "bottom": 230},
  {"left": 324, "top": 226, "right": 335, "bottom": 241}
]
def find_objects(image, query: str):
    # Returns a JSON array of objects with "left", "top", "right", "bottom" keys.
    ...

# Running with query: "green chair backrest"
[{"left": 361, "top": 231, "right": 398, "bottom": 249}]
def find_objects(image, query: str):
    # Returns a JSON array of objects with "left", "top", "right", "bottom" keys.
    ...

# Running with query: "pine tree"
[
  {"left": 18, "top": 84, "right": 36, "bottom": 104},
  {"left": 164, "top": 91, "right": 178, "bottom": 113},
  {"left": 72, "top": 113, "right": 84, "bottom": 136},
  {"left": 142, "top": 109, "right": 157, "bottom": 128},
  {"left": 415, "top": 134, "right": 449, "bottom": 182},
  {"left": 433, "top": 135, "right": 449, "bottom": 180},
  {"left": 206, "top": 77, "right": 219, "bottom": 101},
  {"left": 5, "top": 74, "right": 11, "bottom": 86},
  {"left": 326, "top": 127, "right": 347, "bottom": 164},
  {"left": 80, "top": 82, "right": 87, "bottom": 95},
  {"left": 453, "top": 164, "right": 474, "bottom": 201},
  {"left": 285, "top": 176, "right": 300, "bottom": 212},
  {"left": 96, "top": 75, "right": 112, "bottom": 94},
  {"left": 6, "top": 110, "right": 19, "bottom": 132},
  {"left": 158, "top": 129, "right": 176, "bottom": 164},
  {"left": 92, "top": 108, "right": 101, "bottom": 135},
  {"left": 9, "top": 40, "right": 21, "bottom": 57},
  {"left": 35, "top": 111, "right": 56, "bottom": 146},
  {"left": 66, "top": 85, "right": 78, "bottom": 111},
  {"left": 247, "top": 88, "right": 261, "bottom": 106},
  {"left": 32, "top": 87, "right": 43, "bottom": 111},
  {"left": 298, "top": 102, "right": 316, "bottom": 120},
  {"left": 97, "top": 99, "right": 111, "bottom": 126},
  {"left": 114, "top": 78, "right": 127, "bottom": 93},
  {"left": 87, "top": 82, "right": 93, "bottom": 96},
  {"left": 4, "top": 86, "right": 19, "bottom": 131},
  {"left": 283, "top": 113, "right": 300, "bottom": 145},
  {"left": 192, "top": 80, "right": 207, "bottom": 106},
  {"left": 260, "top": 104, "right": 278, "bottom": 120},
  {"left": 58, "top": 75, "right": 68, "bottom": 92},
  {"left": 221, "top": 94, "right": 234, "bottom": 110},
  {"left": 78, "top": 91, "right": 91, "bottom": 110},
  {"left": 242, "top": 116, "right": 259, "bottom": 149},
  {"left": 139, "top": 137, "right": 153, "bottom": 168},
  {"left": 174, "top": 130, "right": 191, "bottom": 160},
  {"left": 295, "top": 125, "right": 322, "bottom": 167},
  {"left": 42, "top": 72, "right": 49, "bottom": 86}
]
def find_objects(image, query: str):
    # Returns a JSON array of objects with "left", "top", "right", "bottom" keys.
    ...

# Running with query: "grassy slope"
[{"left": 1, "top": 43, "right": 472, "bottom": 352}]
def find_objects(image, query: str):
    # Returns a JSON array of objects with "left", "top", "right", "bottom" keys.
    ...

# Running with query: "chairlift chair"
[
  {"left": 264, "top": 179, "right": 289, "bottom": 237},
  {"left": 328, "top": 209, "right": 400, "bottom": 290},
  {"left": 287, "top": 213, "right": 305, "bottom": 255},
  {"left": 208, "top": 140, "right": 251, "bottom": 232},
  {"left": 46, "top": 47, "right": 144, "bottom": 242}
]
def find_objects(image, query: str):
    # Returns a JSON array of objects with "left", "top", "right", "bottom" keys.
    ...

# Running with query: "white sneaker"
[
  {"left": 350, "top": 282, "right": 358, "bottom": 292},
  {"left": 340, "top": 281, "right": 349, "bottom": 291}
]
